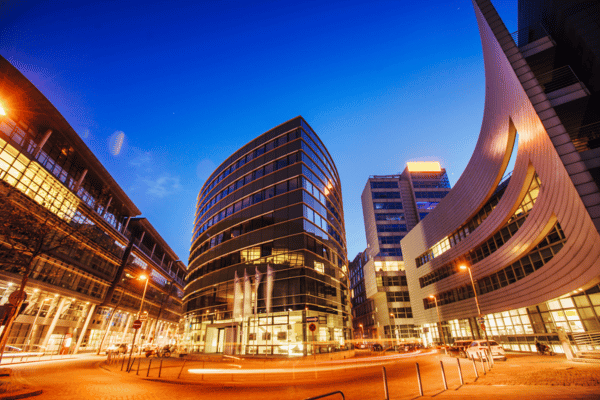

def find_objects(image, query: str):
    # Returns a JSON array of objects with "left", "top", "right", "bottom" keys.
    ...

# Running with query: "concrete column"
[
  {"left": 73, "top": 304, "right": 96, "bottom": 354},
  {"left": 101, "top": 197, "right": 112, "bottom": 217},
  {"left": 34, "top": 129, "right": 52, "bottom": 158},
  {"left": 73, "top": 169, "right": 88, "bottom": 192},
  {"left": 150, "top": 243, "right": 156, "bottom": 258},
  {"left": 119, "top": 313, "right": 133, "bottom": 343},
  {"left": 138, "top": 231, "right": 145, "bottom": 245},
  {"left": 41, "top": 297, "right": 67, "bottom": 350}
]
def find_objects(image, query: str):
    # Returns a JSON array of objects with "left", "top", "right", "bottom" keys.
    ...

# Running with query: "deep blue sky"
[{"left": 1, "top": 0, "right": 517, "bottom": 264}]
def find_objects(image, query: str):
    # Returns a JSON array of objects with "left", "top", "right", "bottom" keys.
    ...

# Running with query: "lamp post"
[
  {"left": 137, "top": 275, "right": 149, "bottom": 319},
  {"left": 460, "top": 265, "right": 492, "bottom": 361},
  {"left": 429, "top": 295, "right": 446, "bottom": 346}
]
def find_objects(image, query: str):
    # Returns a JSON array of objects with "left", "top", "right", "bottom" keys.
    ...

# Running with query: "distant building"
[
  {"left": 349, "top": 162, "right": 451, "bottom": 343},
  {"left": 402, "top": 0, "right": 600, "bottom": 353},
  {"left": 0, "top": 56, "right": 186, "bottom": 354},
  {"left": 184, "top": 116, "right": 351, "bottom": 355}
]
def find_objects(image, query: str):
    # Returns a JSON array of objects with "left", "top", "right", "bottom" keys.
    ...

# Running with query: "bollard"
[
  {"left": 159, "top": 359, "right": 163, "bottom": 378},
  {"left": 416, "top": 363, "right": 423, "bottom": 397},
  {"left": 137, "top": 357, "right": 141, "bottom": 375},
  {"left": 382, "top": 366, "right": 390, "bottom": 400},
  {"left": 479, "top": 353, "right": 486, "bottom": 375},
  {"left": 147, "top": 359, "right": 153, "bottom": 377},
  {"left": 471, "top": 356, "right": 479, "bottom": 379},
  {"left": 457, "top": 358, "right": 464, "bottom": 386},
  {"left": 127, "top": 357, "right": 135, "bottom": 373},
  {"left": 485, "top": 352, "right": 491, "bottom": 370},
  {"left": 440, "top": 361, "right": 448, "bottom": 390},
  {"left": 488, "top": 349, "right": 494, "bottom": 368},
  {"left": 177, "top": 360, "right": 186, "bottom": 379}
]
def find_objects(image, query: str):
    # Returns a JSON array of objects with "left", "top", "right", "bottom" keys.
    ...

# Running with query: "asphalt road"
[{"left": 8, "top": 352, "right": 600, "bottom": 400}]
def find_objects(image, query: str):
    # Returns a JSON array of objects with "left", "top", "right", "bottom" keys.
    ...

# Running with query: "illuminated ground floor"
[
  {"left": 0, "top": 279, "right": 180, "bottom": 356},
  {"left": 182, "top": 310, "right": 351, "bottom": 356},
  {"left": 421, "top": 284, "right": 600, "bottom": 355}
]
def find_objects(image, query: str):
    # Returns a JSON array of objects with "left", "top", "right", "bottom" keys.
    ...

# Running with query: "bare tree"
[{"left": 0, "top": 181, "right": 83, "bottom": 360}]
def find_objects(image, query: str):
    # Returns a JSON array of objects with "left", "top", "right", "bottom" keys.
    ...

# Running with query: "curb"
[{"left": 0, "top": 389, "right": 43, "bottom": 400}]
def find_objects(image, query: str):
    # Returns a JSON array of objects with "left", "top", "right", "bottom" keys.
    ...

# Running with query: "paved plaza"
[{"left": 1, "top": 352, "right": 600, "bottom": 400}]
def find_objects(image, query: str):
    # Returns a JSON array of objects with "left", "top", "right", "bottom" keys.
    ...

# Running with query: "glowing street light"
[
  {"left": 429, "top": 295, "right": 446, "bottom": 346},
  {"left": 460, "top": 264, "right": 493, "bottom": 362},
  {"left": 137, "top": 274, "right": 149, "bottom": 319}
]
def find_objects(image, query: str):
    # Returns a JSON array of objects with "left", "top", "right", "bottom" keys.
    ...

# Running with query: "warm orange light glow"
[
  {"left": 139, "top": 275, "right": 148, "bottom": 280},
  {"left": 0, "top": 105, "right": 5, "bottom": 116},
  {"left": 429, "top": 295, "right": 435, "bottom": 299},
  {"left": 459, "top": 265, "right": 468, "bottom": 270},
  {"left": 406, "top": 161, "right": 442, "bottom": 172}
]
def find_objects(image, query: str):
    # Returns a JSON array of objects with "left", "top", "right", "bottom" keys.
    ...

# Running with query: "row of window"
[
  {"left": 376, "top": 224, "right": 408, "bottom": 233},
  {"left": 372, "top": 191, "right": 401, "bottom": 199},
  {"left": 1, "top": 118, "right": 125, "bottom": 230},
  {"left": 389, "top": 307, "right": 413, "bottom": 318},
  {"left": 416, "top": 175, "right": 536, "bottom": 267},
  {"left": 199, "top": 128, "right": 302, "bottom": 211},
  {"left": 375, "top": 213, "right": 404, "bottom": 221},
  {"left": 374, "top": 202, "right": 403, "bottom": 210},
  {"left": 423, "top": 224, "right": 566, "bottom": 310},
  {"left": 378, "top": 276, "right": 408, "bottom": 287},
  {"left": 386, "top": 291, "right": 411, "bottom": 302},
  {"left": 379, "top": 236, "right": 403, "bottom": 245},
  {"left": 414, "top": 191, "right": 450, "bottom": 199},
  {"left": 419, "top": 212, "right": 529, "bottom": 287},
  {"left": 191, "top": 176, "right": 301, "bottom": 257},
  {"left": 379, "top": 249, "right": 403, "bottom": 257},
  {"left": 383, "top": 324, "right": 418, "bottom": 338},
  {"left": 195, "top": 151, "right": 301, "bottom": 232},
  {"left": 370, "top": 181, "right": 398, "bottom": 189}
]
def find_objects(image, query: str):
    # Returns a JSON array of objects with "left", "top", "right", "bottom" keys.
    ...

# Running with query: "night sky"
[{"left": 0, "top": 0, "right": 517, "bottom": 264}]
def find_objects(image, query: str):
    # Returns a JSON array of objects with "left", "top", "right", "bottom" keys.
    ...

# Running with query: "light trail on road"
[{"left": 188, "top": 350, "right": 436, "bottom": 375}]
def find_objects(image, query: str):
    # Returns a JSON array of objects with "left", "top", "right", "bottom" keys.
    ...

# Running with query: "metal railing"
[
  {"left": 303, "top": 391, "right": 345, "bottom": 400},
  {"left": 572, "top": 331, "right": 600, "bottom": 353},
  {"left": 511, "top": 23, "right": 550, "bottom": 48},
  {"left": 569, "top": 121, "right": 600, "bottom": 153},
  {"left": 535, "top": 65, "right": 583, "bottom": 94}
]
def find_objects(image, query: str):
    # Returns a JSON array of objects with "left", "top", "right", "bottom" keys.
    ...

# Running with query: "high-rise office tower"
[
  {"left": 185, "top": 117, "right": 350, "bottom": 355},
  {"left": 349, "top": 162, "right": 450, "bottom": 342},
  {"left": 402, "top": 0, "right": 600, "bottom": 354}
]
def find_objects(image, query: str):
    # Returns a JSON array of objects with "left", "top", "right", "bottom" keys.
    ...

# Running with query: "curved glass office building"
[{"left": 184, "top": 117, "right": 350, "bottom": 355}]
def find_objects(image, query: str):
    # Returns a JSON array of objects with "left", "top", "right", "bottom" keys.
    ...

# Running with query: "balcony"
[
  {"left": 536, "top": 66, "right": 590, "bottom": 107},
  {"left": 569, "top": 121, "right": 600, "bottom": 153},
  {"left": 511, "top": 24, "right": 555, "bottom": 58}
]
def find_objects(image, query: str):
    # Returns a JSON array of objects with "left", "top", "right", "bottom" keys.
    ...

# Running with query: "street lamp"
[
  {"left": 137, "top": 274, "right": 149, "bottom": 319},
  {"left": 429, "top": 295, "right": 446, "bottom": 346},
  {"left": 358, "top": 323, "right": 364, "bottom": 342},
  {"left": 459, "top": 264, "right": 492, "bottom": 361}
]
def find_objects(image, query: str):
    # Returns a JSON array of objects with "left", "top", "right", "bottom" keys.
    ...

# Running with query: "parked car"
[
  {"left": 465, "top": 340, "right": 506, "bottom": 361},
  {"left": 371, "top": 343, "right": 383, "bottom": 351},
  {"left": 449, "top": 340, "right": 474, "bottom": 357},
  {"left": 106, "top": 343, "right": 137, "bottom": 355}
]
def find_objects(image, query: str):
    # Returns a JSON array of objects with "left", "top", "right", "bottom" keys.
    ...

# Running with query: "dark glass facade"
[{"left": 184, "top": 116, "right": 350, "bottom": 355}]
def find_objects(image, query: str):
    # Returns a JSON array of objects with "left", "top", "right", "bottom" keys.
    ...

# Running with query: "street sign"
[
  {"left": 8, "top": 291, "right": 27, "bottom": 306},
  {"left": 140, "top": 313, "right": 148, "bottom": 321},
  {"left": 132, "top": 319, "right": 142, "bottom": 329},
  {"left": 477, "top": 317, "right": 485, "bottom": 324},
  {"left": 308, "top": 323, "right": 317, "bottom": 332},
  {"left": 306, "top": 316, "right": 318, "bottom": 323}
]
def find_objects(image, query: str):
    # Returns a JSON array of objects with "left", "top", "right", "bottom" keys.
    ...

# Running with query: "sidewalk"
[{"left": 0, "top": 368, "right": 42, "bottom": 400}]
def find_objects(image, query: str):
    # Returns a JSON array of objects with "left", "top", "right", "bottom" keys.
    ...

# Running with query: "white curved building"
[{"left": 402, "top": 0, "right": 600, "bottom": 354}]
